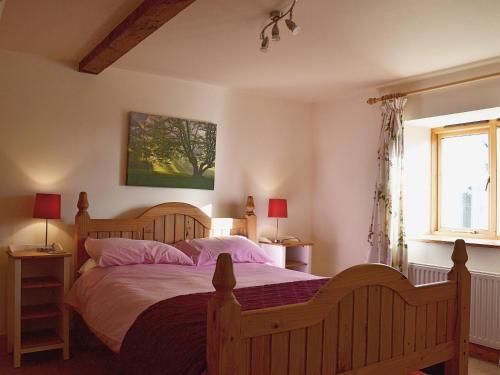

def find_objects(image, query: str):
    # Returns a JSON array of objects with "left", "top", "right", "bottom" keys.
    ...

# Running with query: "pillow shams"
[
  {"left": 85, "top": 237, "right": 194, "bottom": 267},
  {"left": 174, "top": 235, "right": 271, "bottom": 266}
]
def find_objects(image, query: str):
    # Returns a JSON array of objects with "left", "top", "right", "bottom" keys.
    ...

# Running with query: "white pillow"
[{"left": 78, "top": 258, "right": 97, "bottom": 274}]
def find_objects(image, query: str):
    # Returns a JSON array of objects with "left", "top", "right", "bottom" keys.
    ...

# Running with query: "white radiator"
[{"left": 409, "top": 263, "right": 500, "bottom": 350}]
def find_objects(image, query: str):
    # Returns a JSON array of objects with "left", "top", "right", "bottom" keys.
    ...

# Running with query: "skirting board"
[{"left": 470, "top": 343, "right": 500, "bottom": 365}]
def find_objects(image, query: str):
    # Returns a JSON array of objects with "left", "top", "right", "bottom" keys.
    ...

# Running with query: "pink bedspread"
[
  {"left": 65, "top": 263, "right": 320, "bottom": 352},
  {"left": 120, "top": 278, "right": 329, "bottom": 375}
]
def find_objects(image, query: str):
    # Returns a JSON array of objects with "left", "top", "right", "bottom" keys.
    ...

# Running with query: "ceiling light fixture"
[{"left": 259, "top": 0, "right": 300, "bottom": 52}]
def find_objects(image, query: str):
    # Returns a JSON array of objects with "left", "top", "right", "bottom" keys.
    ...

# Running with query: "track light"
[
  {"left": 259, "top": 0, "right": 300, "bottom": 52},
  {"left": 271, "top": 23, "right": 280, "bottom": 42},
  {"left": 260, "top": 36, "right": 269, "bottom": 52},
  {"left": 285, "top": 18, "right": 300, "bottom": 35}
]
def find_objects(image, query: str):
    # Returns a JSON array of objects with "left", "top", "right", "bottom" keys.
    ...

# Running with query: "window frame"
[{"left": 431, "top": 120, "right": 498, "bottom": 239}]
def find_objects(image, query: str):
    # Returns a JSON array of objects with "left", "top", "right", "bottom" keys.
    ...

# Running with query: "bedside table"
[
  {"left": 260, "top": 241, "right": 313, "bottom": 273},
  {"left": 6, "top": 245, "right": 71, "bottom": 368}
]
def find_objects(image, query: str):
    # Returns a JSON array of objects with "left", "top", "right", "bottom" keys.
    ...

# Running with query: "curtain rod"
[{"left": 366, "top": 70, "right": 500, "bottom": 105}]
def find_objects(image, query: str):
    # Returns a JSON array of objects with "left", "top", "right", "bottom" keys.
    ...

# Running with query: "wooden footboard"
[{"left": 207, "top": 240, "right": 471, "bottom": 375}]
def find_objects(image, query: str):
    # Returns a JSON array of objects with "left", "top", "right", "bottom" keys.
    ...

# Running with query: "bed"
[{"left": 69, "top": 192, "right": 471, "bottom": 375}]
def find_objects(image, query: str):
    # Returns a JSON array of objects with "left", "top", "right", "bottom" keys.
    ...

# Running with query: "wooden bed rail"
[{"left": 206, "top": 240, "right": 471, "bottom": 375}]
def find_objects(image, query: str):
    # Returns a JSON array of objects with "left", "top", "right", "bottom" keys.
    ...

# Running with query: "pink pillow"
[
  {"left": 85, "top": 237, "right": 194, "bottom": 267},
  {"left": 174, "top": 236, "right": 272, "bottom": 266}
]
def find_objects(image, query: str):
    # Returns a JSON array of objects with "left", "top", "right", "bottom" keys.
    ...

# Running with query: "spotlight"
[
  {"left": 285, "top": 18, "right": 300, "bottom": 35},
  {"left": 260, "top": 36, "right": 269, "bottom": 52},
  {"left": 271, "top": 23, "right": 280, "bottom": 42}
]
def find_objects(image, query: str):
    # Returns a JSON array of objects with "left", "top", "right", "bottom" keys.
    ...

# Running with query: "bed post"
[
  {"left": 75, "top": 192, "right": 90, "bottom": 271},
  {"left": 206, "top": 253, "right": 241, "bottom": 375},
  {"left": 245, "top": 196, "right": 257, "bottom": 243},
  {"left": 445, "top": 239, "right": 471, "bottom": 375}
]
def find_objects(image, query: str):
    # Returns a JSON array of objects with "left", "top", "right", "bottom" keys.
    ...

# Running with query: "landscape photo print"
[{"left": 126, "top": 111, "right": 217, "bottom": 190}]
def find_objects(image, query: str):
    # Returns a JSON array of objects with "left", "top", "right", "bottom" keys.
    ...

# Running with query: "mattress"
[{"left": 65, "top": 262, "right": 320, "bottom": 352}]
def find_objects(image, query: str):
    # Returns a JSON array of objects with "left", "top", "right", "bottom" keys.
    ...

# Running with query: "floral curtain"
[{"left": 367, "top": 96, "right": 408, "bottom": 274}]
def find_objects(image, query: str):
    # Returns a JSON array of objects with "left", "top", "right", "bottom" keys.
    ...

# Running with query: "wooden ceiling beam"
[{"left": 79, "top": 0, "right": 197, "bottom": 74}]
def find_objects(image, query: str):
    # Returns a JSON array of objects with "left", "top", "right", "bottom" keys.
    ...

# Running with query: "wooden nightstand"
[
  {"left": 6, "top": 245, "right": 71, "bottom": 368},
  {"left": 260, "top": 241, "right": 313, "bottom": 273}
]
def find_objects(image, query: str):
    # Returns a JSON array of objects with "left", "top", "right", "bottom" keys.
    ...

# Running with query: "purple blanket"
[{"left": 120, "top": 278, "right": 329, "bottom": 375}]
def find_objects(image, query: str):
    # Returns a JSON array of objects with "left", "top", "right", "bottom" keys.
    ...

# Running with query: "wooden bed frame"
[
  {"left": 74, "top": 191, "right": 256, "bottom": 271},
  {"left": 208, "top": 242, "right": 471, "bottom": 375},
  {"left": 74, "top": 192, "right": 470, "bottom": 374}
]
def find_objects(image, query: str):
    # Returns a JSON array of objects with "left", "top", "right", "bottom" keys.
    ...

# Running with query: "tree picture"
[{"left": 126, "top": 112, "right": 216, "bottom": 190}]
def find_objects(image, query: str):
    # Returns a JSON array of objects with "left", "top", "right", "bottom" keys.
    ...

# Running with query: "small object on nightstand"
[
  {"left": 6, "top": 245, "right": 71, "bottom": 368},
  {"left": 259, "top": 236, "right": 273, "bottom": 244},
  {"left": 281, "top": 236, "right": 300, "bottom": 245},
  {"left": 44, "top": 242, "right": 65, "bottom": 254},
  {"left": 260, "top": 240, "right": 313, "bottom": 273}
]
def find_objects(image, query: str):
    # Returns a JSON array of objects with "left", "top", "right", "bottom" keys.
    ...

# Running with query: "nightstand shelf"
[
  {"left": 21, "top": 330, "right": 64, "bottom": 353},
  {"left": 285, "top": 260, "right": 307, "bottom": 269},
  {"left": 21, "top": 276, "right": 63, "bottom": 289},
  {"left": 21, "top": 304, "right": 61, "bottom": 321},
  {"left": 260, "top": 241, "right": 313, "bottom": 273},
  {"left": 7, "top": 246, "right": 71, "bottom": 368}
]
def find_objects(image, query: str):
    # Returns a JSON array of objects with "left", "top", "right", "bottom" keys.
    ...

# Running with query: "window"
[{"left": 431, "top": 121, "right": 498, "bottom": 238}]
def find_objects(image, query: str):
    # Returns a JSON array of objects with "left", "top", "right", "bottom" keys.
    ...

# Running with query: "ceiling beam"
[{"left": 79, "top": 0, "right": 197, "bottom": 74}]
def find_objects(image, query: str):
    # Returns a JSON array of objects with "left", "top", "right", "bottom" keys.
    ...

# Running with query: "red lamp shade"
[
  {"left": 33, "top": 193, "right": 61, "bottom": 219},
  {"left": 268, "top": 198, "right": 288, "bottom": 218}
]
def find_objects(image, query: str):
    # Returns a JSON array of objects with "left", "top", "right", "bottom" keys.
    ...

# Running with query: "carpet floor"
[
  {"left": 0, "top": 343, "right": 119, "bottom": 375},
  {"left": 0, "top": 339, "right": 497, "bottom": 374}
]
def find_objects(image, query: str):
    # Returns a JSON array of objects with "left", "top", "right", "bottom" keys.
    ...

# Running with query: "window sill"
[{"left": 409, "top": 234, "right": 500, "bottom": 249}]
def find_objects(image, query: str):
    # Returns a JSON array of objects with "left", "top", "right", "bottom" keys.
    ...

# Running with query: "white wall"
[
  {"left": 403, "top": 125, "right": 431, "bottom": 236},
  {"left": 312, "top": 90, "right": 380, "bottom": 276},
  {"left": 0, "top": 49, "right": 314, "bottom": 334}
]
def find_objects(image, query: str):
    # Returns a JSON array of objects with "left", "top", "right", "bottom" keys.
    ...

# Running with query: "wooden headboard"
[{"left": 74, "top": 192, "right": 257, "bottom": 272}]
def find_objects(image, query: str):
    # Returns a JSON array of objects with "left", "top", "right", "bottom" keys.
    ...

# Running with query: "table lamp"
[
  {"left": 33, "top": 193, "right": 61, "bottom": 251},
  {"left": 268, "top": 198, "right": 287, "bottom": 243}
]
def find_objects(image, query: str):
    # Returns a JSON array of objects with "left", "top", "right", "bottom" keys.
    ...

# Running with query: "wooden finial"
[
  {"left": 207, "top": 253, "right": 242, "bottom": 374},
  {"left": 451, "top": 239, "right": 468, "bottom": 267},
  {"left": 212, "top": 253, "right": 236, "bottom": 300},
  {"left": 77, "top": 192, "right": 89, "bottom": 213},
  {"left": 245, "top": 196, "right": 255, "bottom": 216},
  {"left": 244, "top": 196, "right": 257, "bottom": 242}
]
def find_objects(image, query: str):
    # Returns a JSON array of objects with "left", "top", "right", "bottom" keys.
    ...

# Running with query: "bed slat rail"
[
  {"left": 207, "top": 240, "right": 471, "bottom": 375},
  {"left": 86, "top": 215, "right": 210, "bottom": 242}
]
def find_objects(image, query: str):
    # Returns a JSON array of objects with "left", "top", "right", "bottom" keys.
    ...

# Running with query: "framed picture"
[{"left": 126, "top": 111, "right": 216, "bottom": 190}]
